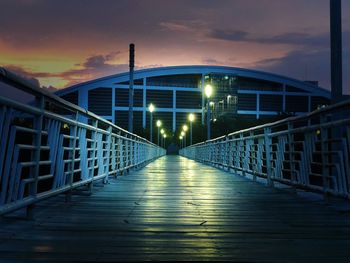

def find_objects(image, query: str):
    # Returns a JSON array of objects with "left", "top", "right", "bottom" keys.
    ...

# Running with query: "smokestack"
[
  {"left": 128, "top": 43, "right": 135, "bottom": 132},
  {"left": 330, "top": 0, "right": 342, "bottom": 103}
]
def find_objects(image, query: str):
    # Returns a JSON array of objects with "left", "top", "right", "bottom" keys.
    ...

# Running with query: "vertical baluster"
[
  {"left": 320, "top": 115, "right": 330, "bottom": 199},
  {"left": 264, "top": 127, "right": 273, "bottom": 187},
  {"left": 287, "top": 122, "right": 296, "bottom": 185},
  {"left": 27, "top": 96, "right": 44, "bottom": 218},
  {"left": 0, "top": 108, "right": 13, "bottom": 189},
  {"left": 104, "top": 126, "right": 112, "bottom": 182},
  {"left": 89, "top": 120, "right": 98, "bottom": 192},
  {"left": 66, "top": 112, "right": 79, "bottom": 201}
]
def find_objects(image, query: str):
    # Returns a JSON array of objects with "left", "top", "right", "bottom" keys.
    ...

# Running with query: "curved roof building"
[{"left": 56, "top": 65, "right": 330, "bottom": 132}]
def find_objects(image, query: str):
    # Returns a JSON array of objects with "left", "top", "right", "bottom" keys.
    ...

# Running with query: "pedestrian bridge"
[{"left": 1, "top": 68, "right": 350, "bottom": 262}]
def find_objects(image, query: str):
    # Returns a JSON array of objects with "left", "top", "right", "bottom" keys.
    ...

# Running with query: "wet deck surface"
[{"left": 1, "top": 155, "right": 350, "bottom": 262}]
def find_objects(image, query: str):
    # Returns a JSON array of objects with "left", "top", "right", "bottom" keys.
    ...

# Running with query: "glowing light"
[
  {"left": 148, "top": 103, "right": 155, "bottom": 113},
  {"left": 204, "top": 84, "right": 213, "bottom": 98},
  {"left": 181, "top": 131, "right": 185, "bottom": 136},
  {"left": 182, "top": 124, "right": 188, "bottom": 132},
  {"left": 160, "top": 129, "right": 165, "bottom": 134},
  {"left": 188, "top": 113, "right": 195, "bottom": 122},
  {"left": 156, "top": 120, "right": 162, "bottom": 127}
]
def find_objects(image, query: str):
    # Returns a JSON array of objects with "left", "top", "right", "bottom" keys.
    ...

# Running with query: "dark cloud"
[
  {"left": 254, "top": 48, "right": 350, "bottom": 95},
  {"left": 255, "top": 50, "right": 330, "bottom": 86},
  {"left": 209, "top": 30, "right": 249, "bottom": 42},
  {"left": 208, "top": 29, "right": 338, "bottom": 48},
  {"left": 81, "top": 52, "right": 122, "bottom": 68},
  {"left": 60, "top": 52, "right": 128, "bottom": 86},
  {"left": 5, "top": 65, "right": 45, "bottom": 87}
]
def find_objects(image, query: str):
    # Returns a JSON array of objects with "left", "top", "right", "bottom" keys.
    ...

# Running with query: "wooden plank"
[{"left": 1, "top": 155, "right": 350, "bottom": 262}]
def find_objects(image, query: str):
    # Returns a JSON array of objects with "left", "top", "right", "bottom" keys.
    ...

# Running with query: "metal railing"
[
  {"left": 0, "top": 67, "right": 165, "bottom": 215},
  {"left": 180, "top": 99, "right": 350, "bottom": 199}
]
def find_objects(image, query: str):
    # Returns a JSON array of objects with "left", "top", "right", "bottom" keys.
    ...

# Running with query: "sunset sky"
[{"left": 1, "top": 0, "right": 349, "bottom": 93}]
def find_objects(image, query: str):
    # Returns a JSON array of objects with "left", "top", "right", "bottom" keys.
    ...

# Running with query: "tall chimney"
[
  {"left": 128, "top": 43, "right": 135, "bottom": 132},
  {"left": 330, "top": 0, "right": 342, "bottom": 103}
]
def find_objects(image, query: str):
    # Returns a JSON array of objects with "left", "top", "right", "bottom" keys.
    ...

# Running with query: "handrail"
[
  {"left": 181, "top": 98, "right": 350, "bottom": 199},
  {"left": 0, "top": 67, "right": 166, "bottom": 215}
]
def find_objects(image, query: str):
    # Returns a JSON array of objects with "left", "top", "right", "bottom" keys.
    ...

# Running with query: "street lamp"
[
  {"left": 179, "top": 135, "right": 183, "bottom": 148},
  {"left": 160, "top": 129, "right": 164, "bottom": 147},
  {"left": 180, "top": 130, "right": 186, "bottom": 148},
  {"left": 148, "top": 103, "right": 155, "bottom": 142},
  {"left": 205, "top": 84, "right": 213, "bottom": 140},
  {"left": 182, "top": 124, "right": 188, "bottom": 147},
  {"left": 156, "top": 120, "right": 162, "bottom": 146},
  {"left": 188, "top": 113, "right": 195, "bottom": 145},
  {"left": 163, "top": 134, "right": 167, "bottom": 148}
]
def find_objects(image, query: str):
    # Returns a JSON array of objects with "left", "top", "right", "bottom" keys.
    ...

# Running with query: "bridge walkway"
[{"left": 1, "top": 156, "right": 350, "bottom": 262}]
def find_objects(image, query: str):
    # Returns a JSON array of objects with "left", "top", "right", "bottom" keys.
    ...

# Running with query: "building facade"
[{"left": 56, "top": 65, "right": 330, "bottom": 132}]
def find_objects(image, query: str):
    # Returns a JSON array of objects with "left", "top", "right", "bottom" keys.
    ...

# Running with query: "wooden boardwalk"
[{"left": 1, "top": 155, "right": 350, "bottom": 262}]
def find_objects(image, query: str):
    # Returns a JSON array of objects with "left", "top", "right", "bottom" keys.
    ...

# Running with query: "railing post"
[
  {"left": 88, "top": 120, "right": 98, "bottom": 193},
  {"left": 264, "top": 127, "right": 274, "bottom": 187},
  {"left": 320, "top": 115, "right": 330, "bottom": 200},
  {"left": 27, "top": 95, "right": 45, "bottom": 218},
  {"left": 125, "top": 134, "right": 130, "bottom": 173},
  {"left": 104, "top": 126, "right": 113, "bottom": 184},
  {"left": 224, "top": 136, "right": 229, "bottom": 169},
  {"left": 111, "top": 134, "right": 117, "bottom": 178},
  {"left": 287, "top": 122, "right": 296, "bottom": 186},
  {"left": 239, "top": 133, "right": 245, "bottom": 177},
  {"left": 233, "top": 136, "right": 238, "bottom": 174},
  {"left": 228, "top": 136, "right": 233, "bottom": 172},
  {"left": 118, "top": 131, "right": 123, "bottom": 175},
  {"left": 65, "top": 111, "right": 79, "bottom": 202},
  {"left": 250, "top": 131, "right": 257, "bottom": 181}
]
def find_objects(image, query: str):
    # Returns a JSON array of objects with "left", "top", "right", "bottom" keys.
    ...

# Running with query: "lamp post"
[
  {"left": 205, "top": 84, "right": 213, "bottom": 140},
  {"left": 182, "top": 124, "right": 188, "bottom": 147},
  {"left": 160, "top": 129, "right": 164, "bottom": 147},
  {"left": 179, "top": 136, "right": 183, "bottom": 148},
  {"left": 148, "top": 103, "right": 155, "bottom": 142},
  {"left": 180, "top": 131, "right": 185, "bottom": 148},
  {"left": 156, "top": 120, "right": 162, "bottom": 146},
  {"left": 163, "top": 134, "right": 167, "bottom": 148},
  {"left": 188, "top": 113, "right": 195, "bottom": 145}
]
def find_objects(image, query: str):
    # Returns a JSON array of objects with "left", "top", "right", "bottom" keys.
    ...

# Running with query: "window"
[
  {"left": 260, "top": 95, "right": 283, "bottom": 111},
  {"left": 146, "top": 90, "right": 173, "bottom": 108},
  {"left": 61, "top": 91, "right": 78, "bottom": 105},
  {"left": 176, "top": 91, "right": 202, "bottom": 109},
  {"left": 115, "top": 88, "right": 143, "bottom": 107},
  {"left": 237, "top": 94, "right": 256, "bottom": 110},
  {"left": 286, "top": 96, "right": 308, "bottom": 112},
  {"left": 88, "top": 88, "right": 112, "bottom": 115},
  {"left": 147, "top": 74, "right": 201, "bottom": 88}
]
